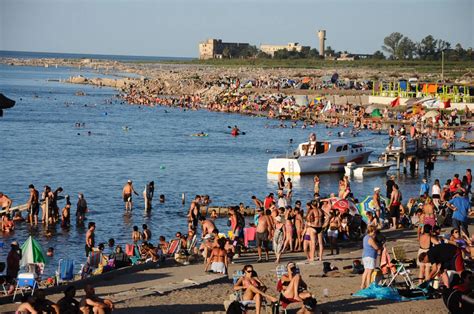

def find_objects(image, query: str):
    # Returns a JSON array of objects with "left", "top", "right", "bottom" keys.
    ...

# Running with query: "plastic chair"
[
  {"left": 13, "top": 273, "right": 37, "bottom": 301},
  {"left": 56, "top": 259, "right": 74, "bottom": 285}
]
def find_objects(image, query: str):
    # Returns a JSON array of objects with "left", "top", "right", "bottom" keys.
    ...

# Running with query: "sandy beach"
[{"left": 3, "top": 223, "right": 468, "bottom": 314}]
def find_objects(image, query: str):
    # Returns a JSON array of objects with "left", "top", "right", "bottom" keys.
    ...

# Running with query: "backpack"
[{"left": 226, "top": 301, "right": 244, "bottom": 314}]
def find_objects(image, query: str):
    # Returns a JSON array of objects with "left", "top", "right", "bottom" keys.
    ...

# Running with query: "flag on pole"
[{"left": 390, "top": 97, "right": 400, "bottom": 107}]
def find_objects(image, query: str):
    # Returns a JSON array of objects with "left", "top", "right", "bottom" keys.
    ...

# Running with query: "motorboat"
[
  {"left": 344, "top": 162, "right": 393, "bottom": 177},
  {"left": 267, "top": 139, "right": 373, "bottom": 175}
]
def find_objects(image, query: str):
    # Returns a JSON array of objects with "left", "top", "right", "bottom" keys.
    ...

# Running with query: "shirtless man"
[
  {"left": 85, "top": 222, "right": 96, "bottom": 257},
  {"left": 122, "top": 180, "right": 139, "bottom": 212},
  {"left": 187, "top": 195, "right": 201, "bottom": 231},
  {"left": 80, "top": 284, "right": 114, "bottom": 314},
  {"left": 0, "top": 192, "right": 12, "bottom": 212},
  {"left": 389, "top": 184, "right": 401, "bottom": 230},
  {"left": 251, "top": 195, "right": 264, "bottom": 210},
  {"left": 256, "top": 208, "right": 272, "bottom": 262},
  {"left": 200, "top": 217, "right": 217, "bottom": 238},
  {"left": 27, "top": 184, "right": 39, "bottom": 225},
  {"left": 278, "top": 168, "right": 286, "bottom": 191}
]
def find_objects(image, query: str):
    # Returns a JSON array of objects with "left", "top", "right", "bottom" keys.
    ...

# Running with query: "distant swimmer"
[
  {"left": 123, "top": 126, "right": 130, "bottom": 131},
  {"left": 123, "top": 180, "right": 139, "bottom": 212},
  {"left": 231, "top": 125, "right": 240, "bottom": 136}
]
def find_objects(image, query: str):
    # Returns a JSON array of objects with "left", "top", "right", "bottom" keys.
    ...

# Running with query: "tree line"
[{"left": 379, "top": 32, "right": 473, "bottom": 61}]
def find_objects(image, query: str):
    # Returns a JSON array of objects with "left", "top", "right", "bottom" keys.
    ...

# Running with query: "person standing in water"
[
  {"left": 278, "top": 168, "right": 285, "bottom": 191},
  {"left": 27, "top": 184, "right": 39, "bottom": 225},
  {"left": 143, "top": 181, "right": 154, "bottom": 211},
  {"left": 85, "top": 222, "right": 96, "bottom": 257},
  {"left": 122, "top": 180, "right": 139, "bottom": 212}
]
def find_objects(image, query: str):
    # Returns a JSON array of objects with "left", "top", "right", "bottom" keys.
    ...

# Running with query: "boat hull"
[
  {"left": 268, "top": 151, "right": 372, "bottom": 175},
  {"left": 345, "top": 163, "right": 393, "bottom": 177}
]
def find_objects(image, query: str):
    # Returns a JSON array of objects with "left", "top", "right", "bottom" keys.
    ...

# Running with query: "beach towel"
[
  {"left": 353, "top": 283, "right": 402, "bottom": 301},
  {"left": 125, "top": 244, "right": 135, "bottom": 256},
  {"left": 244, "top": 227, "right": 256, "bottom": 247}
]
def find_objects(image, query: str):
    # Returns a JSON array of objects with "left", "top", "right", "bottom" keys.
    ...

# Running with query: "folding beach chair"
[
  {"left": 187, "top": 235, "right": 198, "bottom": 255},
  {"left": 56, "top": 259, "right": 74, "bottom": 285},
  {"left": 385, "top": 246, "right": 416, "bottom": 289},
  {"left": 81, "top": 251, "right": 102, "bottom": 278},
  {"left": 166, "top": 239, "right": 181, "bottom": 257},
  {"left": 231, "top": 270, "right": 268, "bottom": 313},
  {"left": 13, "top": 273, "right": 37, "bottom": 301}
]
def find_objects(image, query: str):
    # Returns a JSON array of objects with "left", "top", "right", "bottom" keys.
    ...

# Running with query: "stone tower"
[{"left": 318, "top": 30, "right": 326, "bottom": 57}]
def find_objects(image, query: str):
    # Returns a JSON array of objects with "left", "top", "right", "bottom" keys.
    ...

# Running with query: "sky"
[{"left": 0, "top": 0, "right": 472, "bottom": 58}]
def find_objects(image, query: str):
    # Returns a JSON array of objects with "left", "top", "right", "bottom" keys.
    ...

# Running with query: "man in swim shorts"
[{"left": 122, "top": 180, "right": 139, "bottom": 212}]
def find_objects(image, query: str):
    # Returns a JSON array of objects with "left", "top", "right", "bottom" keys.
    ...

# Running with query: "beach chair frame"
[
  {"left": 232, "top": 270, "right": 269, "bottom": 313},
  {"left": 385, "top": 246, "right": 416, "bottom": 289},
  {"left": 56, "top": 258, "right": 75, "bottom": 285},
  {"left": 13, "top": 273, "right": 37, "bottom": 301}
]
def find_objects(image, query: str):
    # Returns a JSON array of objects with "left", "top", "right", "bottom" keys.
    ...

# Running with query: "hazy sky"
[{"left": 1, "top": 0, "right": 472, "bottom": 57}]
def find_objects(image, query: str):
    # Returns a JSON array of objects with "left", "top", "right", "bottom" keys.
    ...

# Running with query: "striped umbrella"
[
  {"left": 20, "top": 236, "right": 46, "bottom": 267},
  {"left": 356, "top": 195, "right": 389, "bottom": 223}
]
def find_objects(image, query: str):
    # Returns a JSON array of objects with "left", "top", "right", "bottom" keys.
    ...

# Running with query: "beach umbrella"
[
  {"left": 0, "top": 93, "right": 16, "bottom": 110},
  {"left": 20, "top": 236, "right": 46, "bottom": 267},
  {"left": 424, "top": 111, "right": 440, "bottom": 119},
  {"left": 371, "top": 109, "right": 382, "bottom": 118},
  {"left": 331, "top": 199, "right": 357, "bottom": 215},
  {"left": 356, "top": 195, "right": 389, "bottom": 223}
]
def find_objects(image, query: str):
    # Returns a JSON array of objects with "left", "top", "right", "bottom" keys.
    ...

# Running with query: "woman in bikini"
[
  {"left": 280, "top": 262, "right": 312, "bottom": 304},
  {"left": 418, "top": 224, "right": 439, "bottom": 284},
  {"left": 234, "top": 265, "right": 277, "bottom": 314},
  {"left": 205, "top": 237, "right": 228, "bottom": 274},
  {"left": 283, "top": 208, "right": 294, "bottom": 253}
]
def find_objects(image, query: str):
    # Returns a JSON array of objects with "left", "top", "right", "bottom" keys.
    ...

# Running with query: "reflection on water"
[{"left": 0, "top": 64, "right": 472, "bottom": 276}]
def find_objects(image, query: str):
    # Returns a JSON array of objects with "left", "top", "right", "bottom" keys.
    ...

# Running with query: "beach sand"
[{"left": 2, "top": 224, "right": 466, "bottom": 313}]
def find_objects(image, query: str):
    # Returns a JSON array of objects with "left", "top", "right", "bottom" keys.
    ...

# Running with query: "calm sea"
[
  {"left": 0, "top": 50, "right": 192, "bottom": 62},
  {"left": 0, "top": 64, "right": 471, "bottom": 276}
]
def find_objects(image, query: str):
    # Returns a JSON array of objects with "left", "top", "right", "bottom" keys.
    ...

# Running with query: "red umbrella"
[{"left": 331, "top": 199, "right": 357, "bottom": 215}]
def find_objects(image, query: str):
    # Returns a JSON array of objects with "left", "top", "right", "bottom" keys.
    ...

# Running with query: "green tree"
[
  {"left": 382, "top": 32, "right": 404, "bottom": 59},
  {"left": 256, "top": 51, "right": 271, "bottom": 59},
  {"left": 325, "top": 45, "right": 335, "bottom": 56},
  {"left": 397, "top": 37, "right": 416, "bottom": 59},
  {"left": 417, "top": 35, "right": 437, "bottom": 60},
  {"left": 372, "top": 50, "right": 386, "bottom": 60},
  {"left": 222, "top": 47, "right": 231, "bottom": 58},
  {"left": 274, "top": 49, "right": 290, "bottom": 59}
]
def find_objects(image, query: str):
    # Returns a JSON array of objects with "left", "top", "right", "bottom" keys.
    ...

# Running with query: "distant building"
[
  {"left": 260, "top": 43, "right": 309, "bottom": 57},
  {"left": 199, "top": 39, "right": 250, "bottom": 59},
  {"left": 317, "top": 30, "right": 326, "bottom": 57}
]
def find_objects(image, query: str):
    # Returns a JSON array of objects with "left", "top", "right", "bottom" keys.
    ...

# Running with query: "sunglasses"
[{"left": 245, "top": 269, "right": 253, "bottom": 273}]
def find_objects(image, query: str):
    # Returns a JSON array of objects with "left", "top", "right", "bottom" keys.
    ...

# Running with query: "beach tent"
[
  {"left": 371, "top": 109, "right": 382, "bottom": 118},
  {"left": 0, "top": 93, "right": 15, "bottom": 110},
  {"left": 356, "top": 195, "right": 389, "bottom": 223},
  {"left": 20, "top": 236, "right": 46, "bottom": 268},
  {"left": 294, "top": 95, "right": 309, "bottom": 107}
]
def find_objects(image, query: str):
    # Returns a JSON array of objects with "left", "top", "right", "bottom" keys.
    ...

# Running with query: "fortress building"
[
  {"left": 259, "top": 42, "right": 309, "bottom": 57},
  {"left": 199, "top": 39, "right": 250, "bottom": 59}
]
